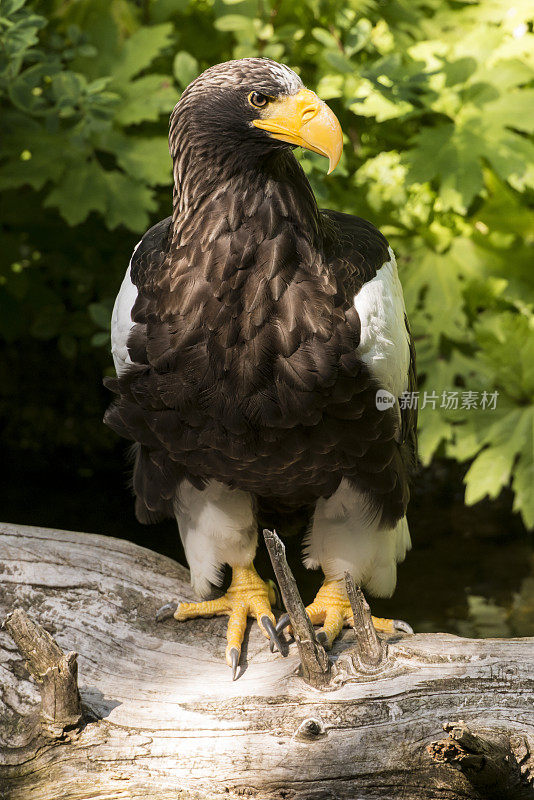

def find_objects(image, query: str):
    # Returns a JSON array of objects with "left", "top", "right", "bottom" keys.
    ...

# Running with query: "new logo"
[{"left": 375, "top": 389, "right": 395, "bottom": 410}]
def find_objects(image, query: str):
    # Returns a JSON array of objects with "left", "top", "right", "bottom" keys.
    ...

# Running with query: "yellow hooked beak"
[{"left": 252, "top": 88, "right": 343, "bottom": 174}]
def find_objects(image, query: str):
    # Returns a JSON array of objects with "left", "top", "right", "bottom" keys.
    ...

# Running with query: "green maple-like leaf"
[
  {"left": 403, "top": 123, "right": 484, "bottom": 213},
  {"left": 99, "top": 131, "right": 171, "bottom": 186},
  {"left": 464, "top": 407, "right": 534, "bottom": 529},
  {"left": 401, "top": 238, "right": 479, "bottom": 343},
  {"left": 44, "top": 160, "right": 156, "bottom": 231},
  {"left": 110, "top": 23, "right": 174, "bottom": 84},
  {"left": 44, "top": 160, "right": 109, "bottom": 226},
  {"left": 103, "top": 170, "right": 157, "bottom": 231},
  {"left": 114, "top": 74, "right": 177, "bottom": 125}
]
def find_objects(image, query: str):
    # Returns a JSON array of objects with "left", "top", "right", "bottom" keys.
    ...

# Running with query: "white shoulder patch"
[
  {"left": 110, "top": 243, "right": 140, "bottom": 376},
  {"left": 353, "top": 247, "right": 410, "bottom": 399}
]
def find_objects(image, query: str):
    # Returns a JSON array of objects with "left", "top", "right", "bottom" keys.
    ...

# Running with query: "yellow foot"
[
  {"left": 173, "top": 564, "right": 282, "bottom": 679},
  {"left": 277, "top": 580, "right": 413, "bottom": 649}
]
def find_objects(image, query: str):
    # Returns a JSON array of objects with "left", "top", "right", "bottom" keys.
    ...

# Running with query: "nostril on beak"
[{"left": 301, "top": 106, "right": 318, "bottom": 124}]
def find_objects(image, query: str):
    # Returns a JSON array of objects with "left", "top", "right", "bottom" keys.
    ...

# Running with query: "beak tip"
[{"left": 327, "top": 150, "right": 342, "bottom": 175}]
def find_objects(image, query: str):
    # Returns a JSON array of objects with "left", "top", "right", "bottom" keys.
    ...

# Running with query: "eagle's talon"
[
  {"left": 155, "top": 601, "right": 178, "bottom": 622},
  {"left": 228, "top": 647, "right": 240, "bottom": 680},
  {"left": 262, "top": 615, "right": 278, "bottom": 653},
  {"left": 275, "top": 612, "right": 291, "bottom": 635},
  {"left": 262, "top": 615, "right": 288, "bottom": 656},
  {"left": 393, "top": 619, "right": 414, "bottom": 635}
]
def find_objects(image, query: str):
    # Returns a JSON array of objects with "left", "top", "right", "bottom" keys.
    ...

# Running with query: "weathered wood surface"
[{"left": 1, "top": 521, "right": 534, "bottom": 800}]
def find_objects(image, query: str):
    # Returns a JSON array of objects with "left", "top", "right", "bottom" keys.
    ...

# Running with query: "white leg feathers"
[
  {"left": 174, "top": 480, "right": 257, "bottom": 598},
  {"left": 303, "top": 479, "right": 411, "bottom": 598}
]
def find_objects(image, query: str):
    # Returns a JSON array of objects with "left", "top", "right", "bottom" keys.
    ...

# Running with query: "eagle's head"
[{"left": 170, "top": 58, "right": 343, "bottom": 177}]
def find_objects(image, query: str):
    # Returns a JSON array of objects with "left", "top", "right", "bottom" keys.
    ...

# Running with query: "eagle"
[{"left": 105, "top": 58, "right": 417, "bottom": 679}]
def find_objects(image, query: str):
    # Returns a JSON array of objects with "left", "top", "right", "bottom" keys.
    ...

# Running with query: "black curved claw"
[
  {"left": 316, "top": 630, "right": 328, "bottom": 647},
  {"left": 155, "top": 601, "right": 178, "bottom": 622},
  {"left": 393, "top": 619, "right": 414, "bottom": 635},
  {"left": 262, "top": 615, "right": 287, "bottom": 657},
  {"left": 275, "top": 612, "right": 291, "bottom": 635},
  {"left": 229, "top": 647, "right": 240, "bottom": 681}
]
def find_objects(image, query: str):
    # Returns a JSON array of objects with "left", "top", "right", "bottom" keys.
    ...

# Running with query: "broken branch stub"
[
  {"left": 3, "top": 608, "right": 83, "bottom": 737},
  {"left": 263, "top": 529, "right": 331, "bottom": 688},
  {"left": 344, "top": 572, "right": 386, "bottom": 669},
  {"left": 428, "top": 721, "right": 534, "bottom": 800}
]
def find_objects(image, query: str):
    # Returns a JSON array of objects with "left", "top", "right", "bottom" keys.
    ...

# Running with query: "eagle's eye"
[{"left": 248, "top": 91, "right": 270, "bottom": 108}]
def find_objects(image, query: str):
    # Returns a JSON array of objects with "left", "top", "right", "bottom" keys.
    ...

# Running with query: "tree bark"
[
  {"left": 428, "top": 721, "right": 534, "bottom": 799},
  {"left": 1, "top": 521, "right": 534, "bottom": 800}
]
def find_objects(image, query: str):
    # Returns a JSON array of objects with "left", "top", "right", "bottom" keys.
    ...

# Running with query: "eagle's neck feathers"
[{"left": 152, "top": 143, "right": 339, "bottom": 350}]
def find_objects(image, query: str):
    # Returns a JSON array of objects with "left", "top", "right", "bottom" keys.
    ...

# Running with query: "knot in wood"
[{"left": 295, "top": 717, "right": 325, "bottom": 740}]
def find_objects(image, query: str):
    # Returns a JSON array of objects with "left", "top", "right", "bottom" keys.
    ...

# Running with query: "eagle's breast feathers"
[{"left": 106, "top": 199, "right": 416, "bottom": 530}]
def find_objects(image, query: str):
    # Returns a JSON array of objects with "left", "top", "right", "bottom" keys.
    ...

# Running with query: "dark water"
[{"left": 2, "top": 452, "right": 532, "bottom": 638}]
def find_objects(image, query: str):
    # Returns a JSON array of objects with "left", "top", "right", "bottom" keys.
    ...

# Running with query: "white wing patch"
[
  {"left": 111, "top": 244, "right": 140, "bottom": 375},
  {"left": 304, "top": 248, "right": 412, "bottom": 593},
  {"left": 353, "top": 247, "right": 410, "bottom": 400}
]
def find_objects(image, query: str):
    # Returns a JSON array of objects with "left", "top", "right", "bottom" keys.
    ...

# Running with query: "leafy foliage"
[{"left": 1, "top": 0, "right": 533, "bottom": 526}]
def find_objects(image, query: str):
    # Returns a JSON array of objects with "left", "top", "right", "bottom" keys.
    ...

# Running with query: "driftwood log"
[{"left": 1, "top": 521, "right": 534, "bottom": 800}]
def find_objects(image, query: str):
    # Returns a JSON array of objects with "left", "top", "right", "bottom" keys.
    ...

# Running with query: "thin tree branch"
[
  {"left": 263, "top": 529, "right": 331, "bottom": 688},
  {"left": 344, "top": 572, "right": 386, "bottom": 669}
]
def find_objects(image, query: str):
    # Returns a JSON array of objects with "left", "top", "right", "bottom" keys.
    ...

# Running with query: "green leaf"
[
  {"left": 58, "top": 334, "right": 78, "bottom": 359},
  {"left": 483, "top": 89, "right": 534, "bottom": 135},
  {"left": 402, "top": 240, "right": 471, "bottom": 343},
  {"left": 100, "top": 132, "right": 171, "bottom": 186},
  {"left": 111, "top": 23, "right": 174, "bottom": 84},
  {"left": 311, "top": 28, "right": 339, "bottom": 49},
  {"left": 44, "top": 160, "right": 109, "bottom": 226},
  {"left": 350, "top": 80, "right": 413, "bottom": 121},
  {"left": 476, "top": 171, "right": 534, "bottom": 239},
  {"left": 173, "top": 50, "right": 199, "bottom": 89},
  {"left": 513, "top": 459, "right": 534, "bottom": 529},
  {"left": 114, "top": 74, "right": 176, "bottom": 125},
  {"left": 214, "top": 15, "right": 255, "bottom": 32},
  {"left": 102, "top": 170, "right": 157, "bottom": 231},
  {"left": 324, "top": 51, "right": 354, "bottom": 75},
  {"left": 0, "top": 146, "right": 64, "bottom": 191},
  {"left": 474, "top": 311, "right": 534, "bottom": 401},
  {"left": 403, "top": 123, "right": 484, "bottom": 213},
  {"left": 316, "top": 73, "right": 344, "bottom": 99},
  {"left": 417, "top": 407, "right": 453, "bottom": 465},
  {"left": 50, "top": 71, "right": 85, "bottom": 106},
  {"left": 91, "top": 331, "right": 109, "bottom": 347},
  {"left": 43, "top": 160, "right": 156, "bottom": 231},
  {"left": 464, "top": 407, "right": 534, "bottom": 507},
  {"left": 1, "top": 0, "right": 28, "bottom": 14}
]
